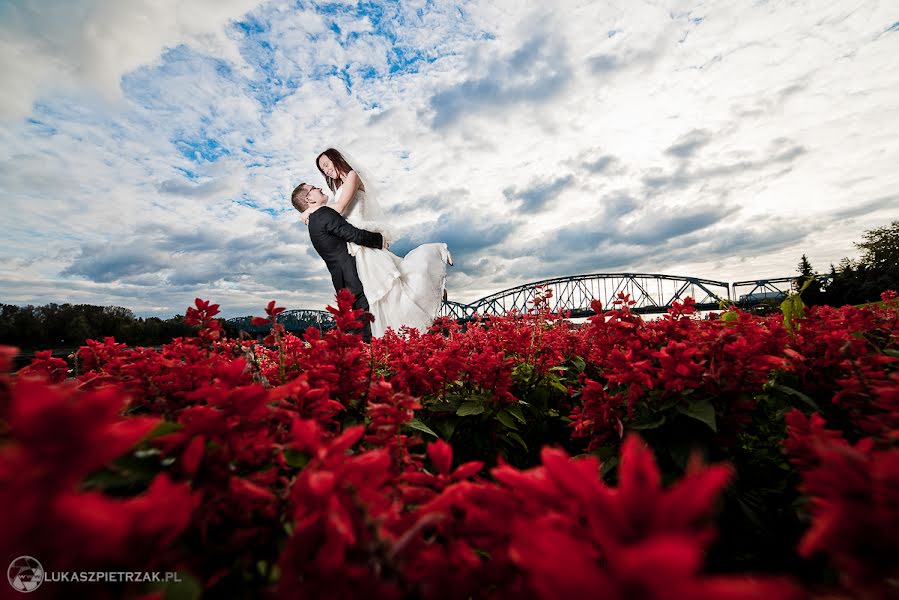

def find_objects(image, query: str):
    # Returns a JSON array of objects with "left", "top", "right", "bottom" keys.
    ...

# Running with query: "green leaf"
[
  {"left": 496, "top": 410, "right": 518, "bottom": 430},
  {"left": 435, "top": 419, "right": 458, "bottom": 441},
  {"left": 506, "top": 403, "right": 527, "bottom": 424},
  {"left": 529, "top": 385, "right": 551, "bottom": 407},
  {"left": 667, "top": 438, "right": 694, "bottom": 470},
  {"left": 629, "top": 414, "right": 666, "bottom": 430},
  {"left": 457, "top": 402, "right": 485, "bottom": 417},
  {"left": 81, "top": 470, "right": 138, "bottom": 492},
  {"left": 781, "top": 294, "right": 806, "bottom": 330},
  {"left": 884, "top": 349, "right": 899, "bottom": 359},
  {"left": 283, "top": 449, "right": 309, "bottom": 469},
  {"left": 769, "top": 384, "right": 820, "bottom": 411},
  {"left": 657, "top": 396, "right": 682, "bottom": 411},
  {"left": 407, "top": 418, "right": 439, "bottom": 438},
  {"left": 83, "top": 450, "right": 162, "bottom": 491},
  {"left": 134, "top": 447, "right": 162, "bottom": 459},
  {"left": 600, "top": 456, "right": 618, "bottom": 479},
  {"left": 548, "top": 377, "right": 569, "bottom": 394},
  {"left": 507, "top": 432, "right": 528, "bottom": 451},
  {"left": 425, "top": 400, "right": 461, "bottom": 413},
  {"left": 162, "top": 573, "right": 203, "bottom": 600},
  {"left": 571, "top": 356, "right": 586, "bottom": 373},
  {"left": 145, "top": 420, "right": 182, "bottom": 440},
  {"left": 512, "top": 362, "right": 535, "bottom": 383},
  {"left": 720, "top": 311, "right": 739, "bottom": 323},
  {"left": 677, "top": 398, "right": 717, "bottom": 432}
]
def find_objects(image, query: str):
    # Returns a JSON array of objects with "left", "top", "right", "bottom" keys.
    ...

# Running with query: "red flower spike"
[
  {"left": 8, "top": 379, "right": 160, "bottom": 487},
  {"left": 427, "top": 439, "right": 454, "bottom": 475},
  {"left": 181, "top": 435, "right": 206, "bottom": 476}
]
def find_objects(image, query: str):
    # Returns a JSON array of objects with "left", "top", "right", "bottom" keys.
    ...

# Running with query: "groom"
[{"left": 291, "top": 183, "right": 386, "bottom": 342}]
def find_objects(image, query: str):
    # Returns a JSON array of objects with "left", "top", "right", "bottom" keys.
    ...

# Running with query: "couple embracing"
[{"left": 291, "top": 148, "right": 453, "bottom": 342}]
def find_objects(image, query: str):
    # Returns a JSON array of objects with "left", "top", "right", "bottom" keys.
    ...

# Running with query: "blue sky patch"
[
  {"left": 175, "top": 167, "right": 199, "bottom": 181},
  {"left": 25, "top": 118, "right": 57, "bottom": 136},
  {"left": 173, "top": 135, "right": 230, "bottom": 163},
  {"left": 232, "top": 15, "right": 303, "bottom": 108}
]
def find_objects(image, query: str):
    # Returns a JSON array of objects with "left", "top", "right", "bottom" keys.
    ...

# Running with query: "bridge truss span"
[
  {"left": 228, "top": 272, "right": 800, "bottom": 334},
  {"left": 438, "top": 273, "right": 732, "bottom": 320},
  {"left": 227, "top": 308, "right": 335, "bottom": 335}
]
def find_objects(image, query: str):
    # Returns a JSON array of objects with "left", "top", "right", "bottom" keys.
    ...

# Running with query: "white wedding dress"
[{"left": 340, "top": 185, "right": 451, "bottom": 338}]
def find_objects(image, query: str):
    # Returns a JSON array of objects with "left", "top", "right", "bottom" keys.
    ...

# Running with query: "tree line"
[
  {"left": 0, "top": 303, "right": 237, "bottom": 352},
  {"left": 794, "top": 220, "right": 899, "bottom": 307}
]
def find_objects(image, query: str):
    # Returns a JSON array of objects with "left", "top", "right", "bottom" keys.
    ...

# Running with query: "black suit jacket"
[{"left": 307, "top": 206, "right": 383, "bottom": 298}]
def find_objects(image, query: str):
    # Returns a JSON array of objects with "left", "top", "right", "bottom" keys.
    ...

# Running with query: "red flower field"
[{"left": 2, "top": 289, "right": 897, "bottom": 599}]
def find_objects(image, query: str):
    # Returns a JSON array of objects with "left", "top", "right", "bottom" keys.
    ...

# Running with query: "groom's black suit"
[{"left": 307, "top": 206, "right": 383, "bottom": 342}]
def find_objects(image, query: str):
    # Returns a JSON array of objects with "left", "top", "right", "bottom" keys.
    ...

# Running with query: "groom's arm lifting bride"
[{"left": 291, "top": 183, "right": 387, "bottom": 343}]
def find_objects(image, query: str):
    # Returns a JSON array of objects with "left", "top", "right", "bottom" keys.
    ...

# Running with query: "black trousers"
[{"left": 348, "top": 289, "right": 372, "bottom": 343}]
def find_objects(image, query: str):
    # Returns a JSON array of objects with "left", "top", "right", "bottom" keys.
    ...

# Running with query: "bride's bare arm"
[{"left": 332, "top": 170, "right": 362, "bottom": 215}]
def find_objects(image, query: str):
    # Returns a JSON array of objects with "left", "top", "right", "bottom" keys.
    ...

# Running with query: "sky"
[{"left": 1, "top": 0, "right": 898, "bottom": 319}]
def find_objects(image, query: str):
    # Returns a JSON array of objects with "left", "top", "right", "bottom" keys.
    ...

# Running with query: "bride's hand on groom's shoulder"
[{"left": 300, "top": 209, "right": 311, "bottom": 225}]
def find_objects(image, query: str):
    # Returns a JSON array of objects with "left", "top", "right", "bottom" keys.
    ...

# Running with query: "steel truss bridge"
[
  {"left": 227, "top": 272, "right": 816, "bottom": 335},
  {"left": 227, "top": 309, "right": 335, "bottom": 336}
]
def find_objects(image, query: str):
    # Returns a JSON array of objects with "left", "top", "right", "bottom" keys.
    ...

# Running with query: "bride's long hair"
[
  {"left": 316, "top": 147, "right": 390, "bottom": 236},
  {"left": 316, "top": 148, "right": 358, "bottom": 193}
]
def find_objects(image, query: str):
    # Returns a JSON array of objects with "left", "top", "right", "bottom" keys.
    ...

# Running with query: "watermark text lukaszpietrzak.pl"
[{"left": 8, "top": 556, "right": 182, "bottom": 593}]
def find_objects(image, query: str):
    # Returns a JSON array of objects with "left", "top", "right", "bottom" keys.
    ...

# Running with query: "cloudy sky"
[{"left": 2, "top": 0, "right": 898, "bottom": 318}]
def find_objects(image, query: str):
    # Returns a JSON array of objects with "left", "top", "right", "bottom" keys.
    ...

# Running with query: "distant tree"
[
  {"left": 0, "top": 302, "right": 202, "bottom": 351},
  {"left": 817, "top": 221, "right": 899, "bottom": 306},
  {"left": 221, "top": 318, "right": 241, "bottom": 339},
  {"left": 11, "top": 306, "right": 43, "bottom": 348},
  {"left": 794, "top": 254, "right": 824, "bottom": 306},
  {"left": 0, "top": 304, "right": 22, "bottom": 346},
  {"left": 856, "top": 220, "right": 899, "bottom": 271},
  {"left": 796, "top": 254, "right": 814, "bottom": 278},
  {"left": 65, "top": 315, "right": 94, "bottom": 347},
  {"left": 142, "top": 317, "right": 162, "bottom": 346}
]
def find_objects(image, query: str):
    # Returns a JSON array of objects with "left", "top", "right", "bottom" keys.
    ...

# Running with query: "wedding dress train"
[{"left": 341, "top": 187, "right": 451, "bottom": 338}]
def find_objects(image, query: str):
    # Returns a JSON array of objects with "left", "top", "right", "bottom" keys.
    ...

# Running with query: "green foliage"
[
  {"left": 780, "top": 278, "right": 810, "bottom": 330},
  {"left": 855, "top": 220, "right": 899, "bottom": 271},
  {"left": 407, "top": 356, "right": 581, "bottom": 469},
  {"left": 677, "top": 398, "right": 717, "bottom": 432},
  {"left": 406, "top": 418, "right": 438, "bottom": 438},
  {"left": 797, "top": 254, "right": 814, "bottom": 278},
  {"left": 0, "top": 301, "right": 204, "bottom": 354},
  {"left": 800, "top": 220, "right": 899, "bottom": 307},
  {"left": 147, "top": 572, "right": 203, "bottom": 600}
]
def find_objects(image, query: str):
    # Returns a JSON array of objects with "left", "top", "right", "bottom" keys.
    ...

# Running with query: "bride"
[{"left": 301, "top": 147, "right": 453, "bottom": 338}]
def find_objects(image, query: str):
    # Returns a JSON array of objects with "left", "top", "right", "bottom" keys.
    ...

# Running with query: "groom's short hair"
[{"left": 291, "top": 183, "right": 311, "bottom": 212}]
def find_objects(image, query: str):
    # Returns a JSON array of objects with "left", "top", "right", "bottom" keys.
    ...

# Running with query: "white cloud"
[
  {"left": 0, "top": 0, "right": 261, "bottom": 119},
  {"left": 1, "top": 0, "right": 898, "bottom": 318}
]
